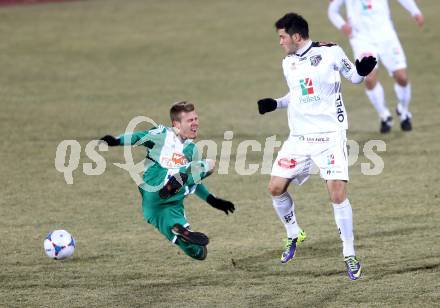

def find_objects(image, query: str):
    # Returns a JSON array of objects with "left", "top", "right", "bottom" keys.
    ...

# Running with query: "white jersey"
[
  {"left": 328, "top": 0, "right": 422, "bottom": 41},
  {"left": 276, "top": 40, "right": 363, "bottom": 135}
]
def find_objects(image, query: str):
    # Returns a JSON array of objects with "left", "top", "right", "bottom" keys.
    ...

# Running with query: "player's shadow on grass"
[
  {"left": 369, "top": 259, "right": 440, "bottom": 279},
  {"left": 227, "top": 243, "right": 344, "bottom": 278},
  {"left": 362, "top": 225, "right": 424, "bottom": 239}
]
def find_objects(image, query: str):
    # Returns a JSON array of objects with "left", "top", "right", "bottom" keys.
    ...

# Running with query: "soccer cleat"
[
  {"left": 380, "top": 116, "right": 393, "bottom": 134},
  {"left": 159, "top": 173, "right": 188, "bottom": 199},
  {"left": 280, "top": 229, "right": 306, "bottom": 263},
  {"left": 400, "top": 117, "right": 412, "bottom": 131},
  {"left": 194, "top": 246, "right": 208, "bottom": 261},
  {"left": 171, "top": 224, "right": 209, "bottom": 246},
  {"left": 344, "top": 256, "right": 362, "bottom": 280}
]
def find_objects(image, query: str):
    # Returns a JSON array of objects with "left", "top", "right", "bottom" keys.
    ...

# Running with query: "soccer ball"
[{"left": 43, "top": 230, "right": 75, "bottom": 260}]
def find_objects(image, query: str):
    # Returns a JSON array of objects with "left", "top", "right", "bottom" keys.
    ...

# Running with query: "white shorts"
[
  {"left": 350, "top": 34, "right": 407, "bottom": 75},
  {"left": 271, "top": 131, "right": 348, "bottom": 185}
]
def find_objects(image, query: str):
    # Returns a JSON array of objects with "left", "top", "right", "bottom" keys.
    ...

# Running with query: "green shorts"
[{"left": 139, "top": 188, "right": 206, "bottom": 260}]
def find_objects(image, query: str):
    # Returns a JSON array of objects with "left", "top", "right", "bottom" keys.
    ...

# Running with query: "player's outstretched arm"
[
  {"left": 100, "top": 135, "right": 120, "bottom": 146},
  {"left": 355, "top": 56, "right": 377, "bottom": 77},
  {"left": 101, "top": 129, "right": 159, "bottom": 147},
  {"left": 257, "top": 98, "right": 277, "bottom": 114}
]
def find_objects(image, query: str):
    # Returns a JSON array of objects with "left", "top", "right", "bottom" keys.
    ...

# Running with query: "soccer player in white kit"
[
  {"left": 328, "top": 0, "right": 424, "bottom": 133},
  {"left": 257, "top": 12, "right": 376, "bottom": 280}
]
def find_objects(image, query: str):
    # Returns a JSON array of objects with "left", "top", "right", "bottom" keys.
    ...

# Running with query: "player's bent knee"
[
  {"left": 364, "top": 76, "right": 377, "bottom": 90},
  {"left": 393, "top": 69, "right": 408, "bottom": 86},
  {"left": 396, "top": 76, "right": 408, "bottom": 87},
  {"left": 268, "top": 183, "right": 285, "bottom": 197},
  {"left": 330, "top": 193, "right": 346, "bottom": 204}
]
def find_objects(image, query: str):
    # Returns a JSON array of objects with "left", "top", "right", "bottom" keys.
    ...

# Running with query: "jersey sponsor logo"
[
  {"left": 310, "top": 54, "right": 322, "bottom": 67},
  {"left": 300, "top": 78, "right": 314, "bottom": 95},
  {"left": 327, "top": 153, "right": 335, "bottom": 165},
  {"left": 304, "top": 136, "right": 330, "bottom": 143},
  {"left": 361, "top": 0, "right": 373, "bottom": 10},
  {"left": 171, "top": 153, "right": 188, "bottom": 165},
  {"left": 298, "top": 135, "right": 330, "bottom": 143},
  {"left": 278, "top": 158, "right": 297, "bottom": 169},
  {"left": 335, "top": 94, "right": 345, "bottom": 122},
  {"left": 161, "top": 153, "right": 189, "bottom": 168},
  {"left": 299, "top": 78, "right": 321, "bottom": 103}
]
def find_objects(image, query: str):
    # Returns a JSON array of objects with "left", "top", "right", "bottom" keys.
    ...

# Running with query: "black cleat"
[
  {"left": 380, "top": 116, "right": 393, "bottom": 134},
  {"left": 171, "top": 224, "right": 209, "bottom": 246},
  {"left": 400, "top": 117, "right": 412, "bottom": 131},
  {"left": 194, "top": 246, "right": 208, "bottom": 261},
  {"left": 159, "top": 173, "right": 188, "bottom": 199}
]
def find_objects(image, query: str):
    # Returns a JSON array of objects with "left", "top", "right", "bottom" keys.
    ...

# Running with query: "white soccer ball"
[{"left": 43, "top": 230, "right": 75, "bottom": 260}]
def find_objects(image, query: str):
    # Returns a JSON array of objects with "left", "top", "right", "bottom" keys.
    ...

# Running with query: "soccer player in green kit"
[{"left": 100, "top": 101, "right": 235, "bottom": 260}]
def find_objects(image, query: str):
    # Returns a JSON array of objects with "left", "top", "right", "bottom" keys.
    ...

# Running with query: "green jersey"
[{"left": 117, "top": 125, "right": 210, "bottom": 201}]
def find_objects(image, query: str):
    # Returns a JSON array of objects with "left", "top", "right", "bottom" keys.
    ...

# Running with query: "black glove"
[
  {"left": 355, "top": 56, "right": 377, "bottom": 77},
  {"left": 207, "top": 194, "right": 235, "bottom": 215},
  {"left": 100, "top": 135, "right": 120, "bottom": 146},
  {"left": 257, "top": 98, "right": 277, "bottom": 114}
]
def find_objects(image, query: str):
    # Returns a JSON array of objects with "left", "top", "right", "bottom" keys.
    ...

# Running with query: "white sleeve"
[
  {"left": 397, "top": 0, "right": 422, "bottom": 16},
  {"left": 276, "top": 93, "right": 290, "bottom": 109},
  {"left": 334, "top": 46, "right": 364, "bottom": 84},
  {"left": 328, "top": 0, "right": 347, "bottom": 29}
]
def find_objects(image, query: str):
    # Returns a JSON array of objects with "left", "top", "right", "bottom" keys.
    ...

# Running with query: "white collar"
[{"left": 294, "top": 40, "right": 313, "bottom": 57}]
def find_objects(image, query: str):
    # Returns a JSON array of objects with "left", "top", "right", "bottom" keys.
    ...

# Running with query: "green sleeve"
[
  {"left": 195, "top": 183, "right": 211, "bottom": 201},
  {"left": 117, "top": 130, "right": 150, "bottom": 146},
  {"left": 118, "top": 125, "right": 168, "bottom": 147}
]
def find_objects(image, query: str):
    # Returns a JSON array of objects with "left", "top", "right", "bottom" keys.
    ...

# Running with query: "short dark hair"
[
  {"left": 170, "top": 101, "right": 195, "bottom": 122},
  {"left": 275, "top": 12, "right": 309, "bottom": 39}
]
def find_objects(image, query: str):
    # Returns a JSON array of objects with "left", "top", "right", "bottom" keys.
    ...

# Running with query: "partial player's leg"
[
  {"left": 350, "top": 38, "right": 392, "bottom": 133},
  {"left": 175, "top": 238, "right": 208, "bottom": 260},
  {"left": 270, "top": 144, "right": 309, "bottom": 263},
  {"left": 140, "top": 191, "right": 208, "bottom": 260},
  {"left": 364, "top": 69, "right": 393, "bottom": 133},
  {"left": 326, "top": 180, "right": 361, "bottom": 280},
  {"left": 379, "top": 35, "right": 412, "bottom": 131},
  {"left": 171, "top": 223, "right": 209, "bottom": 246},
  {"left": 313, "top": 131, "right": 361, "bottom": 280},
  {"left": 393, "top": 69, "right": 412, "bottom": 131}
]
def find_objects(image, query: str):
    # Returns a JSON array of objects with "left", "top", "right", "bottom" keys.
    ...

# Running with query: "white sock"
[
  {"left": 332, "top": 199, "right": 355, "bottom": 257},
  {"left": 272, "top": 192, "right": 301, "bottom": 239},
  {"left": 365, "top": 83, "right": 391, "bottom": 121},
  {"left": 394, "top": 83, "right": 412, "bottom": 120}
]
